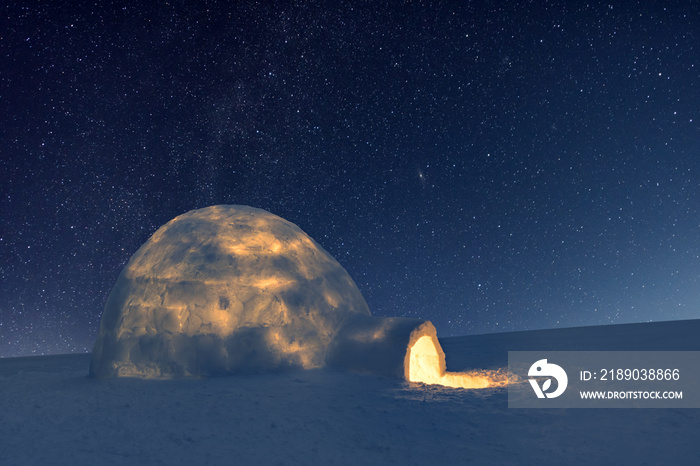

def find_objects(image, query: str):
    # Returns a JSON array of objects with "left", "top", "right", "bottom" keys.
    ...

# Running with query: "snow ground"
[{"left": 2, "top": 320, "right": 700, "bottom": 465}]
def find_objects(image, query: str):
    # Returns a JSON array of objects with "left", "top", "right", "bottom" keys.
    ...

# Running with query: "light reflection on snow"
[{"left": 408, "top": 336, "right": 512, "bottom": 389}]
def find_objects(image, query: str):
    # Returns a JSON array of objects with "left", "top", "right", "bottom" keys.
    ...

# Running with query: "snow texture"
[
  {"left": 90, "top": 205, "right": 370, "bottom": 378},
  {"left": 3, "top": 320, "right": 700, "bottom": 465}
]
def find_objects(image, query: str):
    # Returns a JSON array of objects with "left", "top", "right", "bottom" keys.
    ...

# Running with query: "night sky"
[{"left": 2, "top": 1, "right": 699, "bottom": 357}]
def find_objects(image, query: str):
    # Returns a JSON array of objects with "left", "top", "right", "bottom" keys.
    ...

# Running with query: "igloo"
[
  {"left": 90, "top": 205, "right": 370, "bottom": 378},
  {"left": 90, "top": 205, "right": 507, "bottom": 388}
]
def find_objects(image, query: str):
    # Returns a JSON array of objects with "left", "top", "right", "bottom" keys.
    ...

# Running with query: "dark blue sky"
[{"left": 1, "top": 1, "right": 699, "bottom": 357}]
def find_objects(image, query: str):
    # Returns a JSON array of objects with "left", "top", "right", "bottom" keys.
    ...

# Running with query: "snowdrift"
[{"left": 6, "top": 320, "right": 700, "bottom": 466}]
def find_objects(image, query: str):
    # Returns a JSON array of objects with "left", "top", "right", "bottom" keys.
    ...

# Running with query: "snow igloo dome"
[{"left": 90, "top": 205, "right": 371, "bottom": 378}]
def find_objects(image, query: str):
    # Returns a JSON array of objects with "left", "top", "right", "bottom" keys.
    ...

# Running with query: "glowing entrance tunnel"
[
  {"left": 325, "top": 314, "right": 509, "bottom": 389},
  {"left": 407, "top": 336, "right": 507, "bottom": 389}
]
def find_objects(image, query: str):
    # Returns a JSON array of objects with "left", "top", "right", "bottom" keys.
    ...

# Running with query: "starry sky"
[{"left": 1, "top": 1, "right": 699, "bottom": 357}]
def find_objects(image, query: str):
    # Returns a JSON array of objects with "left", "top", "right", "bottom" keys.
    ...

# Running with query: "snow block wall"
[{"left": 90, "top": 205, "right": 371, "bottom": 378}]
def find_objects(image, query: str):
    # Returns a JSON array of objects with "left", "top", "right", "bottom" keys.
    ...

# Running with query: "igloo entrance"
[{"left": 407, "top": 335, "right": 506, "bottom": 389}]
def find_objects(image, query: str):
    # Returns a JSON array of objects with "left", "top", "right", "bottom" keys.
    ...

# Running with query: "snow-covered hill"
[{"left": 2, "top": 319, "right": 699, "bottom": 465}]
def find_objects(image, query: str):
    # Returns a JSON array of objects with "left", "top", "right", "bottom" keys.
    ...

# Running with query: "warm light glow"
[
  {"left": 251, "top": 276, "right": 295, "bottom": 291},
  {"left": 408, "top": 336, "right": 511, "bottom": 389}
]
